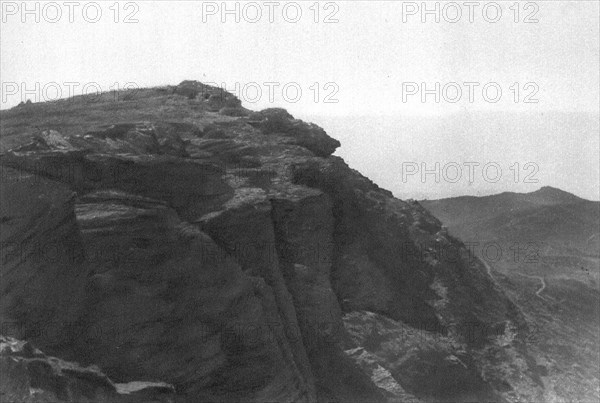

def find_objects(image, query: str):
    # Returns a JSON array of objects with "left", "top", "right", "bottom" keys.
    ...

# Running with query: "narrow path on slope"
[
  {"left": 481, "top": 259, "right": 494, "bottom": 278},
  {"left": 481, "top": 260, "right": 548, "bottom": 301},
  {"left": 515, "top": 272, "right": 548, "bottom": 300}
]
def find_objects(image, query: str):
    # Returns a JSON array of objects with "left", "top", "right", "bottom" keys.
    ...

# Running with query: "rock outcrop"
[
  {"left": 0, "top": 81, "right": 545, "bottom": 402},
  {"left": 0, "top": 335, "right": 175, "bottom": 402}
]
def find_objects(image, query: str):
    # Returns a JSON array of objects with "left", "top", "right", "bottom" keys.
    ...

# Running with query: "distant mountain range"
[{"left": 421, "top": 186, "right": 600, "bottom": 258}]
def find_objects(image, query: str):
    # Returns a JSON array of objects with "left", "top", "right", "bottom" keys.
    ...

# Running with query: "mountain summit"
[
  {"left": 526, "top": 186, "right": 586, "bottom": 205},
  {"left": 1, "top": 81, "right": 546, "bottom": 402}
]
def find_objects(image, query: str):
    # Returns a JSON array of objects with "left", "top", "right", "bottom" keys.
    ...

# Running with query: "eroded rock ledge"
[
  {"left": 0, "top": 335, "right": 175, "bottom": 403},
  {"left": 0, "top": 81, "right": 544, "bottom": 402}
]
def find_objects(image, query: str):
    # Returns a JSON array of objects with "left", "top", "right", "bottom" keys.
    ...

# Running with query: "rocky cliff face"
[{"left": 0, "top": 81, "right": 545, "bottom": 402}]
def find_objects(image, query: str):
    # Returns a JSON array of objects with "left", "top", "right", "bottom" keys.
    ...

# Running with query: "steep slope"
[
  {"left": 1, "top": 81, "right": 545, "bottom": 402},
  {"left": 422, "top": 189, "right": 600, "bottom": 402}
]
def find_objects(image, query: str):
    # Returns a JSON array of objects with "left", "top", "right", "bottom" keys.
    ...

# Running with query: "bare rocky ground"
[{"left": 1, "top": 81, "right": 548, "bottom": 402}]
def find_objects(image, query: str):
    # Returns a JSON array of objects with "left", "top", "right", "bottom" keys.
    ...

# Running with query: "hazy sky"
[{"left": 1, "top": 1, "right": 599, "bottom": 199}]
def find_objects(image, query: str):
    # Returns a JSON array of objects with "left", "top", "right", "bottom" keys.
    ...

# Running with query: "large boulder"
[
  {"left": 174, "top": 80, "right": 243, "bottom": 112},
  {"left": 247, "top": 108, "right": 341, "bottom": 157}
]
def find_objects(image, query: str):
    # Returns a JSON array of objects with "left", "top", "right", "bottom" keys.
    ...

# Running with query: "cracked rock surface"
[{"left": 1, "top": 81, "right": 545, "bottom": 402}]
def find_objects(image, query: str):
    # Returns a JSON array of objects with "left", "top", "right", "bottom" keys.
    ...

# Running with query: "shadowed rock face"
[
  {"left": 0, "top": 335, "right": 175, "bottom": 403},
  {"left": 0, "top": 168, "right": 87, "bottom": 348},
  {"left": 0, "top": 81, "right": 545, "bottom": 402}
]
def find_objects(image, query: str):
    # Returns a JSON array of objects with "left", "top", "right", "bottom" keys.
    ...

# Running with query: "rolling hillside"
[{"left": 422, "top": 187, "right": 600, "bottom": 401}]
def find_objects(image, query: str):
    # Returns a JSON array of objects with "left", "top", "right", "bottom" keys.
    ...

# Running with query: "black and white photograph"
[{"left": 0, "top": 1, "right": 599, "bottom": 402}]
